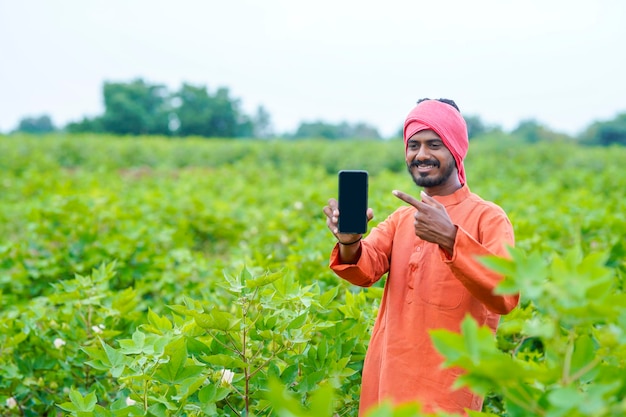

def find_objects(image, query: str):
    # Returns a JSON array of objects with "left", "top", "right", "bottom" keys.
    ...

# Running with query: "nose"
[{"left": 414, "top": 144, "right": 430, "bottom": 160}]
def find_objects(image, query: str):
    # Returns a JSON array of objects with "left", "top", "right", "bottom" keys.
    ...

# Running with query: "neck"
[{"left": 423, "top": 180, "right": 463, "bottom": 197}]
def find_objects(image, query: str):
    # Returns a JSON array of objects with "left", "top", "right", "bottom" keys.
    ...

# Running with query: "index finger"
[{"left": 392, "top": 190, "right": 423, "bottom": 209}]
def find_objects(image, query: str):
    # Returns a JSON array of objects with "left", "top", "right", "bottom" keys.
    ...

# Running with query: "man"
[{"left": 323, "top": 98, "right": 519, "bottom": 416}]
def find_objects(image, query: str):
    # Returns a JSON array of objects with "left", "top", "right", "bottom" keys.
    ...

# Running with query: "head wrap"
[{"left": 403, "top": 100, "right": 469, "bottom": 185}]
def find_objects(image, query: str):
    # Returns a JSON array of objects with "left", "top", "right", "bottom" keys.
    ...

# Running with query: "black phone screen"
[{"left": 338, "top": 170, "right": 368, "bottom": 234}]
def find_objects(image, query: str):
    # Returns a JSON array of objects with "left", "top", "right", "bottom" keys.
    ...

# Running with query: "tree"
[
  {"left": 235, "top": 113, "right": 254, "bottom": 138},
  {"left": 350, "top": 122, "right": 381, "bottom": 140},
  {"left": 100, "top": 79, "right": 171, "bottom": 136},
  {"left": 61, "top": 78, "right": 264, "bottom": 138},
  {"left": 15, "top": 115, "right": 56, "bottom": 134},
  {"left": 66, "top": 116, "right": 104, "bottom": 134},
  {"left": 511, "top": 119, "right": 570, "bottom": 143},
  {"left": 579, "top": 112, "right": 626, "bottom": 146},
  {"left": 173, "top": 83, "right": 214, "bottom": 137},
  {"left": 512, "top": 119, "right": 544, "bottom": 143},
  {"left": 207, "top": 87, "right": 241, "bottom": 137},
  {"left": 173, "top": 83, "right": 253, "bottom": 138},
  {"left": 291, "top": 121, "right": 380, "bottom": 140},
  {"left": 293, "top": 121, "right": 340, "bottom": 139},
  {"left": 464, "top": 114, "right": 499, "bottom": 139},
  {"left": 252, "top": 105, "right": 274, "bottom": 139}
]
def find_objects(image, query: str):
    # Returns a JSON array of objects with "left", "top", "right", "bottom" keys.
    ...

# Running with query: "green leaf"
[
  {"left": 461, "top": 315, "right": 480, "bottom": 363},
  {"left": 317, "top": 337, "right": 328, "bottom": 362},
  {"left": 91, "top": 405, "right": 114, "bottom": 417},
  {"left": 146, "top": 308, "right": 173, "bottom": 333},
  {"left": 570, "top": 334, "right": 597, "bottom": 382},
  {"left": 365, "top": 400, "right": 424, "bottom": 417},
  {"left": 307, "top": 382, "right": 335, "bottom": 416},
  {"left": 192, "top": 310, "right": 238, "bottom": 331},
  {"left": 67, "top": 389, "right": 98, "bottom": 412},
  {"left": 548, "top": 386, "right": 581, "bottom": 410},
  {"left": 286, "top": 312, "right": 308, "bottom": 330},
  {"left": 200, "top": 353, "right": 246, "bottom": 369},
  {"left": 246, "top": 270, "right": 282, "bottom": 289},
  {"left": 429, "top": 330, "right": 464, "bottom": 365},
  {"left": 281, "top": 364, "right": 299, "bottom": 385},
  {"left": 154, "top": 337, "right": 187, "bottom": 383},
  {"left": 147, "top": 402, "right": 168, "bottom": 417},
  {"left": 198, "top": 383, "right": 217, "bottom": 403},
  {"left": 118, "top": 330, "right": 148, "bottom": 354},
  {"left": 57, "top": 402, "right": 79, "bottom": 412},
  {"left": 101, "top": 340, "right": 129, "bottom": 378},
  {"left": 265, "top": 377, "right": 335, "bottom": 417},
  {"left": 318, "top": 286, "right": 339, "bottom": 307},
  {"left": 173, "top": 375, "right": 207, "bottom": 401}
]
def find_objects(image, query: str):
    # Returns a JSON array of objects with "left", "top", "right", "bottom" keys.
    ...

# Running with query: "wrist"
[{"left": 339, "top": 236, "right": 362, "bottom": 246}]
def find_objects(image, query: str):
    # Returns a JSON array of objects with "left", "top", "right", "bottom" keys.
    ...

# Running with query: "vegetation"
[
  {"left": 0, "top": 133, "right": 625, "bottom": 416},
  {"left": 580, "top": 113, "right": 626, "bottom": 146},
  {"left": 289, "top": 121, "right": 381, "bottom": 140},
  {"left": 14, "top": 115, "right": 56, "bottom": 135},
  {"left": 11, "top": 78, "right": 625, "bottom": 145},
  {"left": 63, "top": 79, "right": 254, "bottom": 138},
  {"left": 11, "top": 79, "right": 377, "bottom": 141}
]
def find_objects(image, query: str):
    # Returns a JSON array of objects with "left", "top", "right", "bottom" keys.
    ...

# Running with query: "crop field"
[{"left": 1, "top": 134, "right": 625, "bottom": 416}]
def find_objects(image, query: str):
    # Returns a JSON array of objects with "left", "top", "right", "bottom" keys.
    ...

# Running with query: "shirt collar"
[{"left": 431, "top": 184, "right": 470, "bottom": 207}]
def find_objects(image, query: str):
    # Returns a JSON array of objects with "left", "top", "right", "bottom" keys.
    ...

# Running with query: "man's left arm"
[
  {"left": 443, "top": 212, "right": 519, "bottom": 315},
  {"left": 393, "top": 189, "right": 519, "bottom": 315}
]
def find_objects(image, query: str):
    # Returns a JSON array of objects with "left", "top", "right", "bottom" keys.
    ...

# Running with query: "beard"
[{"left": 407, "top": 159, "right": 455, "bottom": 188}]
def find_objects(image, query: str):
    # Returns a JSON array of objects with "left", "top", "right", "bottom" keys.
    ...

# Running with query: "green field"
[{"left": 1, "top": 134, "right": 625, "bottom": 416}]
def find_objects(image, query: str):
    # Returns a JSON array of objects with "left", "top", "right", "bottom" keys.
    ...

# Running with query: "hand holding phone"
[{"left": 338, "top": 170, "right": 368, "bottom": 234}]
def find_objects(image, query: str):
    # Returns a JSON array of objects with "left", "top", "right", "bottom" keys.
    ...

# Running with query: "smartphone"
[{"left": 338, "top": 170, "right": 368, "bottom": 234}]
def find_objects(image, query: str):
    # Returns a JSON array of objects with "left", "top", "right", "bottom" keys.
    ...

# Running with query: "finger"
[
  {"left": 366, "top": 208, "right": 374, "bottom": 221},
  {"left": 327, "top": 198, "right": 339, "bottom": 216},
  {"left": 325, "top": 215, "right": 340, "bottom": 235},
  {"left": 392, "top": 190, "right": 422, "bottom": 209},
  {"left": 419, "top": 191, "right": 443, "bottom": 207},
  {"left": 322, "top": 205, "right": 334, "bottom": 219},
  {"left": 324, "top": 208, "right": 340, "bottom": 231}
]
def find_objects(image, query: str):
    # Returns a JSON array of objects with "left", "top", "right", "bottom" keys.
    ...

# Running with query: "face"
[{"left": 405, "top": 129, "right": 458, "bottom": 192}]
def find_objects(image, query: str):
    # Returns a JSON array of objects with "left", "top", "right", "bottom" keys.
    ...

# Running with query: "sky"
[{"left": 1, "top": 0, "right": 625, "bottom": 137}]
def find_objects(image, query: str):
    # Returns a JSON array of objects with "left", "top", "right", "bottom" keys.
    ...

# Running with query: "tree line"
[
  {"left": 12, "top": 79, "right": 382, "bottom": 140},
  {"left": 9, "top": 78, "right": 626, "bottom": 145}
]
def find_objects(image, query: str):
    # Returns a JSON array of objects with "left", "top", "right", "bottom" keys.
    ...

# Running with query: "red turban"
[{"left": 403, "top": 100, "right": 469, "bottom": 185}]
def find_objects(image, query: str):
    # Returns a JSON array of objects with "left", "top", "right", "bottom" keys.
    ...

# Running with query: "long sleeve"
[
  {"left": 329, "top": 213, "right": 397, "bottom": 287},
  {"left": 444, "top": 206, "right": 519, "bottom": 315}
]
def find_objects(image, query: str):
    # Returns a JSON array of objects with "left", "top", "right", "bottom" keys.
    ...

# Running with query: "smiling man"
[{"left": 323, "top": 98, "right": 519, "bottom": 416}]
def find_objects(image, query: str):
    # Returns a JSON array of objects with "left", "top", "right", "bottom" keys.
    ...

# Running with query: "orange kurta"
[{"left": 330, "top": 185, "right": 519, "bottom": 416}]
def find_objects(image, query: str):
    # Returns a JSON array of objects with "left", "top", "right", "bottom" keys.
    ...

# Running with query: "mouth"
[
  {"left": 411, "top": 161, "right": 439, "bottom": 173},
  {"left": 417, "top": 164, "right": 436, "bottom": 172}
]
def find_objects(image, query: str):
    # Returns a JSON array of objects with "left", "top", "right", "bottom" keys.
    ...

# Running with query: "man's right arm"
[
  {"left": 337, "top": 239, "right": 362, "bottom": 263},
  {"left": 327, "top": 210, "right": 397, "bottom": 287},
  {"left": 322, "top": 197, "right": 373, "bottom": 264}
]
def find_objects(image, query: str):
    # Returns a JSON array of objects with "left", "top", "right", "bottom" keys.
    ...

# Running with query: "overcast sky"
[{"left": 1, "top": 0, "right": 625, "bottom": 137}]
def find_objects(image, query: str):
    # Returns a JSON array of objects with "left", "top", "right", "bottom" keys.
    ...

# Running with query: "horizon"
[{"left": 1, "top": 0, "right": 625, "bottom": 137}]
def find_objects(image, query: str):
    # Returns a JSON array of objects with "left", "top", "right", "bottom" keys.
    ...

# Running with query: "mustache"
[{"left": 410, "top": 159, "right": 440, "bottom": 168}]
